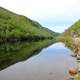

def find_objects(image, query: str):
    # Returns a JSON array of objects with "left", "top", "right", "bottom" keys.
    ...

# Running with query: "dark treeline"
[{"left": 0, "top": 36, "right": 53, "bottom": 43}]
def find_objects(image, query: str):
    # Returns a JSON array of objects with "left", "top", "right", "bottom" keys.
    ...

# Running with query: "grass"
[
  {"left": 58, "top": 19, "right": 80, "bottom": 48},
  {"left": 74, "top": 74, "right": 80, "bottom": 80},
  {"left": 58, "top": 20, "right": 80, "bottom": 80},
  {"left": 0, "top": 7, "right": 59, "bottom": 41}
]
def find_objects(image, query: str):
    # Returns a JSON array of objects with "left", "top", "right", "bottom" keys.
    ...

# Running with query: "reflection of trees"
[{"left": 0, "top": 40, "right": 54, "bottom": 71}]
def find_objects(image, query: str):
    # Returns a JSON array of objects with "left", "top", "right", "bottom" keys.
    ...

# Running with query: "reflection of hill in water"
[{"left": 0, "top": 40, "right": 54, "bottom": 71}]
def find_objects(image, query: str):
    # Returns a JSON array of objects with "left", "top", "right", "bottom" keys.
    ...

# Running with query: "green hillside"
[
  {"left": 59, "top": 20, "right": 80, "bottom": 46},
  {"left": 0, "top": 7, "right": 58, "bottom": 42},
  {"left": 58, "top": 20, "right": 80, "bottom": 80}
]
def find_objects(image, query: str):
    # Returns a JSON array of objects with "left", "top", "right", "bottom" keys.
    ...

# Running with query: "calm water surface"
[{"left": 0, "top": 42, "right": 77, "bottom": 80}]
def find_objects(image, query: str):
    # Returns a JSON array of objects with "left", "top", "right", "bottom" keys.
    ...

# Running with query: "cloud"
[{"left": 0, "top": 0, "right": 80, "bottom": 32}]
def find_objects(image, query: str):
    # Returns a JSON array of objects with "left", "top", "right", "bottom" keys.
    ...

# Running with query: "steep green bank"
[
  {"left": 0, "top": 7, "right": 59, "bottom": 42},
  {"left": 58, "top": 20, "right": 80, "bottom": 55},
  {"left": 58, "top": 20, "right": 80, "bottom": 80}
]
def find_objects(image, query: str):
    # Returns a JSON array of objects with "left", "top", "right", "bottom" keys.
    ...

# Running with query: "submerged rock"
[
  {"left": 64, "top": 77, "right": 70, "bottom": 80},
  {"left": 68, "top": 67, "right": 78, "bottom": 76},
  {"left": 77, "top": 56, "right": 80, "bottom": 60},
  {"left": 71, "top": 54, "right": 77, "bottom": 57}
]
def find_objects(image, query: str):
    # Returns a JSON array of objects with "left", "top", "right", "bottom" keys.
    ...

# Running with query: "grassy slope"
[
  {"left": 58, "top": 20, "right": 80, "bottom": 49},
  {"left": 59, "top": 20, "right": 80, "bottom": 80},
  {"left": 0, "top": 7, "right": 59, "bottom": 41}
]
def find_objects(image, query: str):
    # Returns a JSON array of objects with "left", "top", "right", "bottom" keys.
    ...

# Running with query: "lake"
[{"left": 0, "top": 40, "right": 77, "bottom": 80}]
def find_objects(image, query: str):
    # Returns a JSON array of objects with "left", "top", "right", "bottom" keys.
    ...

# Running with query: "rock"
[
  {"left": 68, "top": 67, "right": 78, "bottom": 76},
  {"left": 71, "top": 54, "right": 77, "bottom": 57},
  {"left": 77, "top": 56, "right": 80, "bottom": 60},
  {"left": 77, "top": 64, "right": 80, "bottom": 72},
  {"left": 64, "top": 78, "right": 69, "bottom": 80},
  {"left": 76, "top": 60, "right": 80, "bottom": 63},
  {"left": 73, "top": 37, "right": 80, "bottom": 45}
]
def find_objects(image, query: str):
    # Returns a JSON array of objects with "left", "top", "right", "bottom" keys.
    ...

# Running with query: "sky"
[{"left": 0, "top": 0, "right": 80, "bottom": 33}]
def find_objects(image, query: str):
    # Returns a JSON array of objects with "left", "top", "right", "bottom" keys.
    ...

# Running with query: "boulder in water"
[
  {"left": 68, "top": 67, "right": 78, "bottom": 76},
  {"left": 71, "top": 54, "right": 77, "bottom": 57},
  {"left": 77, "top": 55, "right": 80, "bottom": 60}
]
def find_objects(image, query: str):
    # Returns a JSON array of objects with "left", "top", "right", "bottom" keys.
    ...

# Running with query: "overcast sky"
[{"left": 0, "top": 0, "right": 80, "bottom": 32}]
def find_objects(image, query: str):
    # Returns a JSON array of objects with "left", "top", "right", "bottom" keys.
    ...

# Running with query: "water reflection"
[
  {"left": 0, "top": 42, "right": 77, "bottom": 80},
  {"left": 0, "top": 40, "right": 54, "bottom": 71}
]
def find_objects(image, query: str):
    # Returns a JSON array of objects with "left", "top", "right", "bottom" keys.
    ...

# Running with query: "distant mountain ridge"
[{"left": 0, "top": 7, "right": 59, "bottom": 42}]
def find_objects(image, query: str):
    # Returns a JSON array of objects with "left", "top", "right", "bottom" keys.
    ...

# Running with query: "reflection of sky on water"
[{"left": 0, "top": 42, "right": 77, "bottom": 80}]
